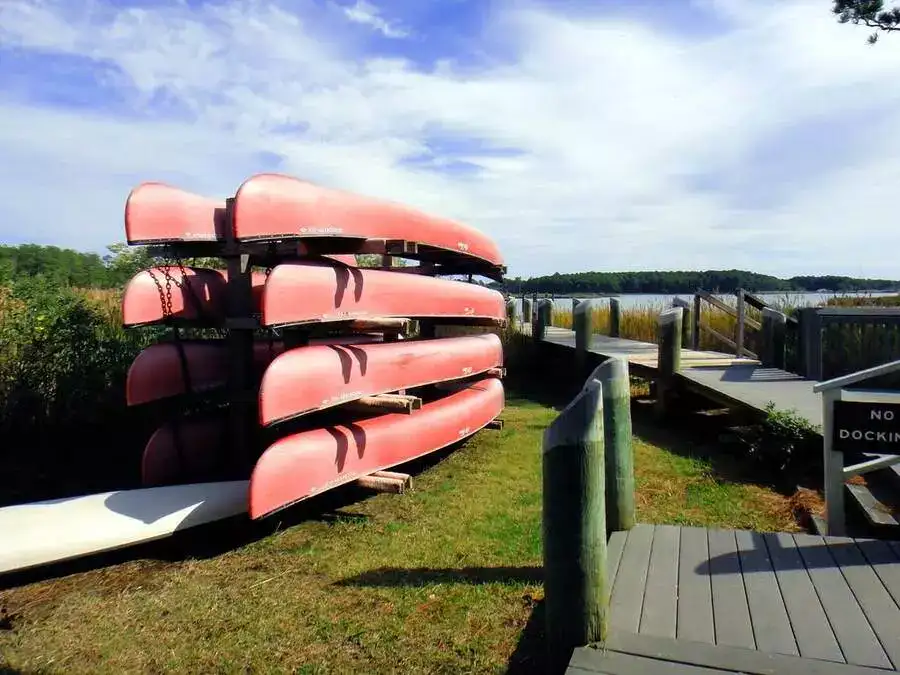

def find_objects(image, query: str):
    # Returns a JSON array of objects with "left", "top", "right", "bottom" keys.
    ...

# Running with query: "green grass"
[{"left": 0, "top": 395, "right": 806, "bottom": 674}]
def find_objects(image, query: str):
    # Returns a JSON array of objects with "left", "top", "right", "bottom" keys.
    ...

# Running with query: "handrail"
[{"left": 812, "top": 358, "right": 900, "bottom": 393}]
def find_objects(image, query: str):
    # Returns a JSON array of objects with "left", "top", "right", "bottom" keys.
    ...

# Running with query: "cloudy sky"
[{"left": 1, "top": 0, "right": 898, "bottom": 279}]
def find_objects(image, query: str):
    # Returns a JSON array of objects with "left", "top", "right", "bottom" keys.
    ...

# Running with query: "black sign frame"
[{"left": 831, "top": 400, "right": 900, "bottom": 454}]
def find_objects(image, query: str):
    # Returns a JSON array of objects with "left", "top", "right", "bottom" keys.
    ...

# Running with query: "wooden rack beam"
[{"left": 344, "top": 393, "right": 422, "bottom": 414}]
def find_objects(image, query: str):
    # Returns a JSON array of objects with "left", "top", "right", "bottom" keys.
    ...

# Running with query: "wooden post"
[
  {"left": 609, "top": 298, "right": 620, "bottom": 338},
  {"left": 761, "top": 308, "right": 787, "bottom": 369},
  {"left": 735, "top": 289, "right": 746, "bottom": 357},
  {"left": 506, "top": 298, "right": 517, "bottom": 327},
  {"left": 798, "top": 307, "right": 823, "bottom": 380},
  {"left": 534, "top": 298, "right": 552, "bottom": 341},
  {"left": 692, "top": 293, "right": 701, "bottom": 351},
  {"left": 673, "top": 297, "right": 691, "bottom": 348},
  {"left": 572, "top": 297, "right": 581, "bottom": 314},
  {"left": 596, "top": 357, "right": 635, "bottom": 533},
  {"left": 821, "top": 388, "right": 846, "bottom": 535},
  {"left": 656, "top": 307, "right": 683, "bottom": 415},
  {"left": 523, "top": 298, "right": 533, "bottom": 329},
  {"left": 542, "top": 366, "right": 608, "bottom": 671},
  {"left": 574, "top": 300, "right": 594, "bottom": 373}
]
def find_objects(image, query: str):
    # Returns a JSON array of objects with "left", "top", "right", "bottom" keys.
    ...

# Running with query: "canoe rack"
[{"left": 123, "top": 184, "right": 507, "bottom": 489}]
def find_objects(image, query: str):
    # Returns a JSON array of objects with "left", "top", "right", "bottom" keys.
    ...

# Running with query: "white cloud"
[
  {"left": 339, "top": 1, "right": 409, "bottom": 39},
  {"left": 1, "top": 0, "right": 899, "bottom": 278}
]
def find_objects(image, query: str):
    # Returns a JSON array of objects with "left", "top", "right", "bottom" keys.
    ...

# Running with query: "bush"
[
  {"left": 0, "top": 278, "right": 165, "bottom": 504},
  {"left": 0, "top": 277, "right": 154, "bottom": 433},
  {"left": 743, "top": 402, "right": 821, "bottom": 474}
]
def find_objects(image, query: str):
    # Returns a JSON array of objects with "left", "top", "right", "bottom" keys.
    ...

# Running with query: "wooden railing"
[
  {"left": 796, "top": 306, "right": 900, "bottom": 380},
  {"left": 515, "top": 289, "right": 900, "bottom": 380}
]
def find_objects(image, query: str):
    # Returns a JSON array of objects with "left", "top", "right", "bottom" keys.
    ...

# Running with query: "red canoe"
[
  {"left": 262, "top": 260, "right": 506, "bottom": 328},
  {"left": 142, "top": 417, "right": 227, "bottom": 487},
  {"left": 124, "top": 183, "right": 360, "bottom": 270},
  {"left": 121, "top": 267, "right": 267, "bottom": 327},
  {"left": 249, "top": 376, "right": 505, "bottom": 519},
  {"left": 259, "top": 333, "right": 503, "bottom": 425},
  {"left": 232, "top": 174, "right": 504, "bottom": 269},
  {"left": 125, "top": 182, "right": 228, "bottom": 244},
  {"left": 127, "top": 334, "right": 386, "bottom": 406}
]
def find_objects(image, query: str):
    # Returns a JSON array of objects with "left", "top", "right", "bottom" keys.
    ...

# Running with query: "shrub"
[
  {"left": 743, "top": 403, "right": 821, "bottom": 474},
  {"left": 0, "top": 277, "right": 156, "bottom": 435}
]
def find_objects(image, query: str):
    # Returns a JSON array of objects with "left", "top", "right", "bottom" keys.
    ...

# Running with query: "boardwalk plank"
[
  {"left": 540, "top": 327, "right": 822, "bottom": 428},
  {"left": 793, "top": 534, "right": 891, "bottom": 669},
  {"left": 640, "top": 525, "right": 680, "bottom": 638},
  {"left": 763, "top": 532, "right": 843, "bottom": 663},
  {"left": 735, "top": 530, "right": 798, "bottom": 656},
  {"left": 676, "top": 526, "right": 715, "bottom": 645},
  {"left": 856, "top": 539, "right": 900, "bottom": 607},
  {"left": 707, "top": 528, "right": 754, "bottom": 649},
  {"left": 572, "top": 649, "right": 731, "bottom": 674},
  {"left": 609, "top": 524, "right": 653, "bottom": 634},
  {"left": 607, "top": 530, "right": 628, "bottom": 606},
  {"left": 824, "top": 536, "right": 900, "bottom": 669},
  {"left": 598, "top": 631, "right": 895, "bottom": 675}
]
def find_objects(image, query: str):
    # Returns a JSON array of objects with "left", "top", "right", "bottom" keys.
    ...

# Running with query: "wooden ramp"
[
  {"left": 541, "top": 326, "right": 822, "bottom": 429},
  {"left": 569, "top": 523, "right": 900, "bottom": 674}
]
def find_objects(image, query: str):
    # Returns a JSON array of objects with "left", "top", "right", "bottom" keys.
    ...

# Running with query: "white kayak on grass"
[{"left": 0, "top": 481, "right": 249, "bottom": 575}]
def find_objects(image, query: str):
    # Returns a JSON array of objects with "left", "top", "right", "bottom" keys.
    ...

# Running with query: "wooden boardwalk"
[
  {"left": 569, "top": 523, "right": 900, "bottom": 674},
  {"left": 541, "top": 326, "right": 823, "bottom": 429}
]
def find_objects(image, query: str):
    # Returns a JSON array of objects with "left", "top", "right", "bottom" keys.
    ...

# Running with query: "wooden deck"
[
  {"left": 568, "top": 523, "right": 900, "bottom": 674},
  {"left": 541, "top": 326, "right": 822, "bottom": 428}
]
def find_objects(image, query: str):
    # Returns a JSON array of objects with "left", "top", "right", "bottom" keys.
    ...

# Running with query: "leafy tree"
[{"left": 834, "top": 0, "right": 900, "bottom": 43}]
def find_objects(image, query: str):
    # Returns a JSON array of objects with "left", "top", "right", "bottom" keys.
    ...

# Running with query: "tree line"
[
  {"left": 2, "top": 244, "right": 897, "bottom": 295},
  {"left": 497, "top": 270, "right": 900, "bottom": 295}
]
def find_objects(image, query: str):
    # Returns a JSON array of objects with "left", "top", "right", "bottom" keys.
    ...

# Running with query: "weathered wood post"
[
  {"left": 523, "top": 297, "right": 533, "bottom": 332},
  {"left": 692, "top": 292, "right": 701, "bottom": 350},
  {"left": 506, "top": 297, "right": 518, "bottom": 326},
  {"left": 597, "top": 357, "right": 635, "bottom": 532},
  {"left": 574, "top": 300, "right": 594, "bottom": 374},
  {"left": 534, "top": 298, "right": 552, "bottom": 342},
  {"left": 761, "top": 308, "right": 787, "bottom": 370},
  {"left": 571, "top": 297, "right": 580, "bottom": 314},
  {"left": 735, "top": 289, "right": 746, "bottom": 357},
  {"left": 609, "top": 298, "right": 620, "bottom": 338},
  {"left": 655, "top": 307, "right": 683, "bottom": 416},
  {"left": 673, "top": 297, "right": 691, "bottom": 348},
  {"left": 542, "top": 365, "right": 608, "bottom": 671},
  {"left": 797, "top": 307, "right": 823, "bottom": 379}
]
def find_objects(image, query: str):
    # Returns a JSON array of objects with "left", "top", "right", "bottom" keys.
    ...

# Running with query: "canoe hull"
[
  {"left": 127, "top": 335, "right": 386, "bottom": 406},
  {"left": 233, "top": 173, "right": 504, "bottom": 268},
  {"left": 262, "top": 261, "right": 506, "bottom": 328},
  {"left": 259, "top": 334, "right": 503, "bottom": 425},
  {"left": 125, "top": 182, "right": 228, "bottom": 244},
  {"left": 249, "top": 377, "right": 505, "bottom": 519},
  {"left": 0, "top": 481, "right": 248, "bottom": 575},
  {"left": 121, "top": 267, "right": 267, "bottom": 327}
]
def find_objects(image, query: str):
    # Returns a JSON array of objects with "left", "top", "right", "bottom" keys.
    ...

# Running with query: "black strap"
[{"left": 171, "top": 326, "right": 194, "bottom": 396}]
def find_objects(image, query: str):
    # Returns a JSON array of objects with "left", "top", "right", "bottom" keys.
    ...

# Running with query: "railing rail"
[{"left": 798, "top": 307, "right": 900, "bottom": 380}]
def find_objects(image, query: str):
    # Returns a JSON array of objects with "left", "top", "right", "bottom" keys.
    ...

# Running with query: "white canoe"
[{"left": 0, "top": 481, "right": 248, "bottom": 575}]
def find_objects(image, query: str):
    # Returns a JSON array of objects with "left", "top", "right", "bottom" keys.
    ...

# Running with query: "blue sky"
[{"left": 1, "top": 0, "right": 899, "bottom": 279}]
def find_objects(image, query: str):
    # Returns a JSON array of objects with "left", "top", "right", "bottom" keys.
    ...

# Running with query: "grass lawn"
[{"left": 0, "top": 392, "right": 807, "bottom": 674}]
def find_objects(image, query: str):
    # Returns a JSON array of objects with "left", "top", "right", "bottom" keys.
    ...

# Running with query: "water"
[{"left": 529, "top": 291, "right": 899, "bottom": 312}]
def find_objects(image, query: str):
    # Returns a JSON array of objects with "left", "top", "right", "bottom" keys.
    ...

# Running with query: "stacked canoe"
[{"left": 121, "top": 173, "right": 508, "bottom": 519}]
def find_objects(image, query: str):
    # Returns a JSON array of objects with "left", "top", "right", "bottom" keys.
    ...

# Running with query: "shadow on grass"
[
  {"left": 335, "top": 565, "right": 549, "bottom": 674},
  {"left": 0, "top": 438, "right": 473, "bottom": 591}
]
